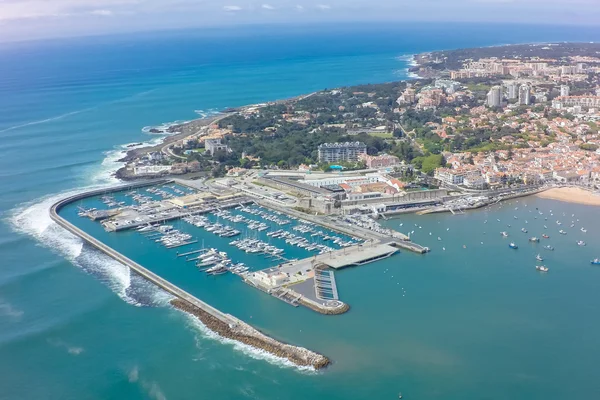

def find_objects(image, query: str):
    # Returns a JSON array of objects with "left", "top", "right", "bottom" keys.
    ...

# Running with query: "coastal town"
[
  {"left": 114, "top": 42, "right": 600, "bottom": 218},
  {"left": 50, "top": 42, "right": 600, "bottom": 372}
]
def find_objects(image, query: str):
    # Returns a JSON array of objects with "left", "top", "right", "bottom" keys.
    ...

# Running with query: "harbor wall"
[{"left": 49, "top": 183, "right": 330, "bottom": 369}]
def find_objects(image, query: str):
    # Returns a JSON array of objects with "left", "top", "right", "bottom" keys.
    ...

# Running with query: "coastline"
[{"left": 536, "top": 187, "right": 600, "bottom": 206}]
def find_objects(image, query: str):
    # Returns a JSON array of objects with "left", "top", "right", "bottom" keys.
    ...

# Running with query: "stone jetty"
[{"left": 170, "top": 299, "right": 330, "bottom": 369}]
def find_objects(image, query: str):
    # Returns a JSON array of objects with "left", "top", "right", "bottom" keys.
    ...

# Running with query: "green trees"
[
  {"left": 580, "top": 143, "right": 599, "bottom": 152},
  {"left": 412, "top": 154, "right": 445, "bottom": 175}
]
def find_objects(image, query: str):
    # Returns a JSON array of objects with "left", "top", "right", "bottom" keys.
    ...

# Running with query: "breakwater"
[
  {"left": 171, "top": 299, "right": 329, "bottom": 369},
  {"left": 50, "top": 183, "right": 330, "bottom": 370}
]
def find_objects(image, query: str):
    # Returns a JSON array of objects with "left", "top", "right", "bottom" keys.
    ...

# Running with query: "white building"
[
  {"left": 317, "top": 142, "right": 367, "bottom": 163},
  {"left": 507, "top": 83, "right": 518, "bottom": 100},
  {"left": 518, "top": 84, "right": 531, "bottom": 105},
  {"left": 560, "top": 85, "right": 570, "bottom": 97},
  {"left": 487, "top": 85, "right": 502, "bottom": 107}
]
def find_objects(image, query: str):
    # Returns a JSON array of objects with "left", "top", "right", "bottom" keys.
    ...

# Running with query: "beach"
[{"left": 536, "top": 187, "right": 600, "bottom": 206}]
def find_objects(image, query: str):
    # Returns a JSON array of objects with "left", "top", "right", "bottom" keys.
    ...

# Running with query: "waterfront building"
[
  {"left": 434, "top": 167, "right": 468, "bottom": 185},
  {"left": 486, "top": 85, "right": 503, "bottom": 107},
  {"left": 317, "top": 142, "right": 367, "bottom": 163},
  {"left": 519, "top": 84, "right": 531, "bottom": 105},
  {"left": 133, "top": 165, "right": 171, "bottom": 176}
]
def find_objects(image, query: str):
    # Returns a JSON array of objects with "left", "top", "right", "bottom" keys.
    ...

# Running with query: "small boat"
[
  {"left": 536, "top": 265, "right": 549, "bottom": 272},
  {"left": 529, "top": 237, "right": 540, "bottom": 243},
  {"left": 577, "top": 241, "right": 586, "bottom": 246},
  {"left": 559, "top": 230, "right": 566, "bottom": 235},
  {"left": 581, "top": 228, "right": 587, "bottom": 233},
  {"left": 544, "top": 245, "right": 554, "bottom": 251},
  {"left": 591, "top": 259, "right": 600, "bottom": 265},
  {"left": 536, "top": 254, "right": 543, "bottom": 261},
  {"left": 521, "top": 228, "right": 528, "bottom": 233},
  {"left": 542, "top": 234, "right": 549, "bottom": 239},
  {"left": 398, "top": 393, "right": 403, "bottom": 399},
  {"left": 501, "top": 231, "right": 509, "bottom": 237},
  {"left": 509, "top": 242, "right": 518, "bottom": 249}
]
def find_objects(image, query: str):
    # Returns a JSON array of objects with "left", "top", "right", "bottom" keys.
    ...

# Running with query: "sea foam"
[
  {"left": 183, "top": 312, "right": 317, "bottom": 374},
  {"left": 7, "top": 190, "right": 170, "bottom": 307}
]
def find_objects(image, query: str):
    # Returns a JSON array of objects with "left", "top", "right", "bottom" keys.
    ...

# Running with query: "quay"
[{"left": 49, "top": 184, "right": 330, "bottom": 370}]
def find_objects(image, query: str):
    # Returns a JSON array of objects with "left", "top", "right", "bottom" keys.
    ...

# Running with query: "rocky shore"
[
  {"left": 170, "top": 298, "right": 330, "bottom": 370},
  {"left": 118, "top": 115, "right": 223, "bottom": 164}
]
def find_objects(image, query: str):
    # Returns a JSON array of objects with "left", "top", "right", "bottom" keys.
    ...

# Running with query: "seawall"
[{"left": 49, "top": 181, "right": 330, "bottom": 370}]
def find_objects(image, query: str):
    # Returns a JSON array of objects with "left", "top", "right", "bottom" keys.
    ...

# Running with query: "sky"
[{"left": 0, "top": 0, "right": 598, "bottom": 43}]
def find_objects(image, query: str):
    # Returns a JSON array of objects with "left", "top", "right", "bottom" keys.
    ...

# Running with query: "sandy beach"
[{"left": 536, "top": 187, "right": 600, "bottom": 206}]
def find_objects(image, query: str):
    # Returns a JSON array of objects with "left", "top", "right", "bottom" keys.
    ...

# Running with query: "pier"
[{"left": 50, "top": 184, "right": 330, "bottom": 370}]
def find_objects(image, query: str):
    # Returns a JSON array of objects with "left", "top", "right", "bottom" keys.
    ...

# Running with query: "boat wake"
[
  {"left": 0, "top": 107, "right": 97, "bottom": 134},
  {"left": 184, "top": 313, "right": 317, "bottom": 374},
  {"left": 7, "top": 190, "right": 172, "bottom": 308}
]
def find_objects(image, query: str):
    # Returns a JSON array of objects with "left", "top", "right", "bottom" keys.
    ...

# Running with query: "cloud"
[
  {"left": 90, "top": 9, "right": 114, "bottom": 16},
  {"left": 295, "top": 5, "right": 304, "bottom": 10},
  {"left": 316, "top": 4, "right": 331, "bottom": 10},
  {"left": 223, "top": 5, "right": 242, "bottom": 11},
  {"left": 261, "top": 4, "right": 275, "bottom": 10}
]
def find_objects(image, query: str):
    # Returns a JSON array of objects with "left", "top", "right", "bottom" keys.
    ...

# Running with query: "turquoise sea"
[{"left": 2, "top": 23, "right": 600, "bottom": 400}]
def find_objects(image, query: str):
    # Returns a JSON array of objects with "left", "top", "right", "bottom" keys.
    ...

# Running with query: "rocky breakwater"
[{"left": 170, "top": 299, "right": 330, "bottom": 370}]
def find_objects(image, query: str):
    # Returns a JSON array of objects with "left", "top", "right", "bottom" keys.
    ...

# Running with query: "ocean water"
[{"left": 2, "top": 23, "right": 600, "bottom": 400}]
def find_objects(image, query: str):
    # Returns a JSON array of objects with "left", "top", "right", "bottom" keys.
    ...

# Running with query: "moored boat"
[
  {"left": 536, "top": 265, "right": 549, "bottom": 272},
  {"left": 591, "top": 259, "right": 600, "bottom": 265},
  {"left": 509, "top": 242, "right": 518, "bottom": 249}
]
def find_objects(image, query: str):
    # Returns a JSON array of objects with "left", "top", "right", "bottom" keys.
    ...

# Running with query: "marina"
[{"left": 65, "top": 179, "right": 429, "bottom": 316}]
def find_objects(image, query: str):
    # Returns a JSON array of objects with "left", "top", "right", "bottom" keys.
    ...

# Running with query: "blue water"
[{"left": 2, "top": 23, "right": 600, "bottom": 400}]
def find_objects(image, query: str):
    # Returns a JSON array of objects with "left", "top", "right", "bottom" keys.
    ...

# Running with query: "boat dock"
[{"left": 100, "top": 197, "right": 255, "bottom": 232}]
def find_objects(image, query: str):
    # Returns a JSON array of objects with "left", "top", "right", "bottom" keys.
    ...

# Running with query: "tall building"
[
  {"left": 560, "top": 85, "right": 570, "bottom": 97},
  {"left": 486, "top": 85, "right": 502, "bottom": 107},
  {"left": 507, "top": 83, "right": 518, "bottom": 100},
  {"left": 518, "top": 84, "right": 531, "bottom": 106},
  {"left": 318, "top": 142, "right": 367, "bottom": 163}
]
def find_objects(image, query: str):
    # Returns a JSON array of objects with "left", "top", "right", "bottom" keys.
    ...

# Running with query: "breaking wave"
[{"left": 7, "top": 190, "right": 172, "bottom": 307}]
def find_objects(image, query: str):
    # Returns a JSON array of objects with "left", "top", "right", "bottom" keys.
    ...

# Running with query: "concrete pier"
[{"left": 50, "top": 184, "right": 330, "bottom": 369}]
